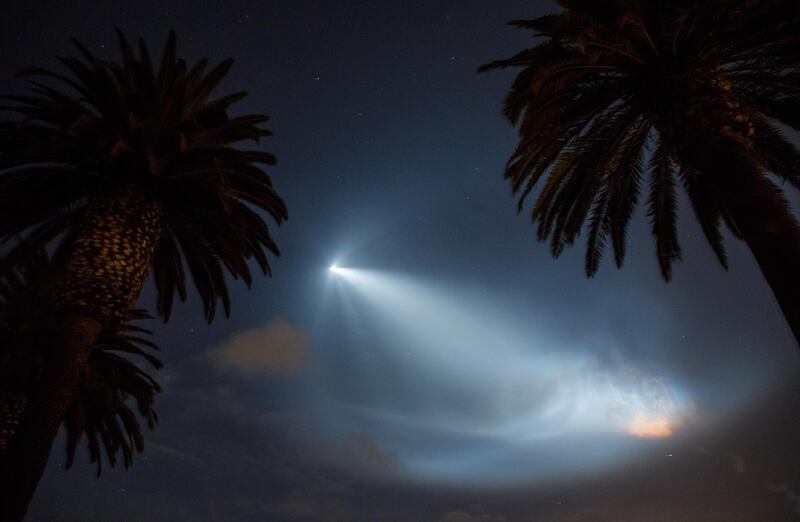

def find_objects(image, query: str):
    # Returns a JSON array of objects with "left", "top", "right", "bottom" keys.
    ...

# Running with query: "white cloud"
[{"left": 210, "top": 320, "right": 309, "bottom": 375}]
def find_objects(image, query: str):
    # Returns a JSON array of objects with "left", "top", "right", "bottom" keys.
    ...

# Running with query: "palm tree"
[
  {"left": 0, "top": 252, "right": 161, "bottom": 514},
  {"left": 0, "top": 250, "right": 50, "bottom": 455},
  {"left": 64, "top": 310, "right": 161, "bottom": 478},
  {"left": 1, "top": 257, "right": 160, "bottom": 475},
  {"left": 0, "top": 30, "right": 286, "bottom": 519},
  {"left": 481, "top": 0, "right": 800, "bottom": 346}
]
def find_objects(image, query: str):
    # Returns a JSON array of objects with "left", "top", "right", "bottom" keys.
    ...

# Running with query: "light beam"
[{"left": 311, "top": 268, "right": 695, "bottom": 486}]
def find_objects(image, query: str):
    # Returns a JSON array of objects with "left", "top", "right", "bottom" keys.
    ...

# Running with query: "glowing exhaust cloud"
[
  {"left": 313, "top": 267, "right": 694, "bottom": 486},
  {"left": 628, "top": 416, "right": 675, "bottom": 439}
]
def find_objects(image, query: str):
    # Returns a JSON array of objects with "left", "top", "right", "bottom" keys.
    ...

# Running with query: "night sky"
[{"left": 3, "top": 1, "right": 800, "bottom": 520}]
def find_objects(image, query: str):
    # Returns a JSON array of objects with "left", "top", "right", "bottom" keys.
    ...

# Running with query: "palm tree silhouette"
[
  {"left": 64, "top": 309, "right": 160, "bottom": 478},
  {"left": 1, "top": 253, "right": 160, "bottom": 477},
  {"left": 0, "top": 251, "right": 160, "bottom": 521},
  {"left": 0, "top": 30, "right": 286, "bottom": 519},
  {"left": 482, "top": 1, "right": 800, "bottom": 346}
]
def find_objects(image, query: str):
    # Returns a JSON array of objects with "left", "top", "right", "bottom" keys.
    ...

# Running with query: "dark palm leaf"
[
  {"left": 646, "top": 143, "right": 681, "bottom": 280},
  {"left": 63, "top": 313, "right": 161, "bottom": 476},
  {"left": 483, "top": 0, "right": 800, "bottom": 278},
  {"left": 0, "top": 30, "right": 287, "bottom": 322},
  {"left": 0, "top": 253, "right": 160, "bottom": 476}
]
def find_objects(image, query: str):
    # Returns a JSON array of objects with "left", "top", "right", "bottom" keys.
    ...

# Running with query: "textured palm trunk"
[
  {"left": 0, "top": 394, "right": 27, "bottom": 453},
  {"left": 675, "top": 131, "right": 800, "bottom": 349},
  {"left": 0, "top": 187, "right": 162, "bottom": 522},
  {"left": 0, "top": 323, "right": 41, "bottom": 454},
  {"left": 0, "top": 316, "right": 102, "bottom": 522}
]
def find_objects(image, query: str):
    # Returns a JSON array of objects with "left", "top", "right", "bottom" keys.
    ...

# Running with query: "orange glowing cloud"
[{"left": 628, "top": 416, "right": 674, "bottom": 439}]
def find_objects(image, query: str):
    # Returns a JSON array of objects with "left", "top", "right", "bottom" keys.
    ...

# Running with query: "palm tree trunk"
[
  {"left": 677, "top": 134, "right": 800, "bottom": 348},
  {"left": 0, "top": 394, "right": 27, "bottom": 453},
  {"left": 0, "top": 187, "right": 162, "bottom": 521},
  {"left": 0, "top": 315, "right": 101, "bottom": 522}
]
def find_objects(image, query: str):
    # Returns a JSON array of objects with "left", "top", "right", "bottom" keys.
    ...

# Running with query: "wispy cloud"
[
  {"left": 342, "top": 432, "right": 397, "bottom": 470},
  {"left": 147, "top": 441, "right": 204, "bottom": 466},
  {"left": 767, "top": 483, "right": 800, "bottom": 515},
  {"left": 209, "top": 320, "right": 309, "bottom": 375},
  {"left": 437, "top": 506, "right": 506, "bottom": 522}
]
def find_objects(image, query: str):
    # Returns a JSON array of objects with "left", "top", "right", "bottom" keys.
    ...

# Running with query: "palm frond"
[
  {"left": 646, "top": 140, "right": 682, "bottom": 280},
  {"left": 485, "top": 0, "right": 800, "bottom": 280},
  {"left": 64, "top": 309, "right": 161, "bottom": 475},
  {"left": 0, "top": 30, "right": 287, "bottom": 322},
  {"left": 679, "top": 167, "right": 728, "bottom": 269}
]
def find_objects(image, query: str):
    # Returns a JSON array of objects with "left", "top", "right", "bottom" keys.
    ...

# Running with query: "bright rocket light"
[
  {"left": 311, "top": 268, "right": 696, "bottom": 486},
  {"left": 329, "top": 264, "right": 356, "bottom": 277}
]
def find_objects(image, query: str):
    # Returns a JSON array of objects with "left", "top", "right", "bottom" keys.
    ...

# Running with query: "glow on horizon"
[{"left": 628, "top": 415, "right": 676, "bottom": 439}]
